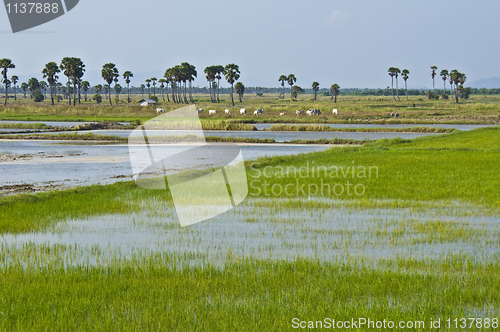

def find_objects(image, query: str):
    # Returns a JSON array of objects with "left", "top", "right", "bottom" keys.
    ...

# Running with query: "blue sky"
[{"left": 1, "top": 0, "right": 499, "bottom": 89}]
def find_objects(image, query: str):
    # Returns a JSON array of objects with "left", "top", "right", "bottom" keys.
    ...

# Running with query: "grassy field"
[
  {"left": 1, "top": 93, "right": 499, "bottom": 124},
  {"left": 0, "top": 127, "right": 498, "bottom": 330}
]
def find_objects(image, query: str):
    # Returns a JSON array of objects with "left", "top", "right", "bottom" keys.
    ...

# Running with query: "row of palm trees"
[
  {"left": 0, "top": 57, "right": 244, "bottom": 107},
  {"left": 431, "top": 67, "right": 467, "bottom": 103},
  {"left": 278, "top": 74, "right": 341, "bottom": 103},
  {"left": 388, "top": 66, "right": 466, "bottom": 103}
]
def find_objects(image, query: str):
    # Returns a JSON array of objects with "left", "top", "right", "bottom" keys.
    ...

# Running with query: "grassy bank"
[
  {"left": 247, "top": 127, "right": 500, "bottom": 209},
  {"left": 0, "top": 133, "right": 364, "bottom": 145},
  {"left": 267, "top": 124, "right": 454, "bottom": 133},
  {"left": 0, "top": 122, "right": 49, "bottom": 129}
]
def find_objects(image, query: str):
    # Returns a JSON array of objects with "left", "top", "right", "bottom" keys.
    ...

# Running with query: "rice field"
[{"left": 0, "top": 127, "right": 498, "bottom": 330}]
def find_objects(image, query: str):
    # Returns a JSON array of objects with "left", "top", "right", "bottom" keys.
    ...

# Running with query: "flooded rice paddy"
[
  {"left": 1, "top": 198, "right": 498, "bottom": 268},
  {"left": 0, "top": 140, "right": 331, "bottom": 192}
]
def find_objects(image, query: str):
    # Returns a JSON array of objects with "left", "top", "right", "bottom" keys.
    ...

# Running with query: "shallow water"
[
  {"left": 43, "top": 129, "right": 436, "bottom": 142},
  {"left": 0, "top": 140, "right": 331, "bottom": 190},
  {"left": 1, "top": 198, "right": 498, "bottom": 268}
]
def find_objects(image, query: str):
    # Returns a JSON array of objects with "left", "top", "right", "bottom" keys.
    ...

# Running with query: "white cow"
[
  {"left": 254, "top": 108, "right": 264, "bottom": 115},
  {"left": 198, "top": 108, "right": 204, "bottom": 114},
  {"left": 307, "top": 109, "right": 321, "bottom": 116},
  {"left": 156, "top": 108, "right": 166, "bottom": 113},
  {"left": 240, "top": 108, "right": 247, "bottom": 115},
  {"left": 332, "top": 109, "right": 338, "bottom": 115},
  {"left": 225, "top": 109, "right": 232, "bottom": 115},
  {"left": 296, "top": 110, "right": 304, "bottom": 115},
  {"left": 279, "top": 112, "right": 285, "bottom": 116},
  {"left": 209, "top": 110, "right": 217, "bottom": 115}
]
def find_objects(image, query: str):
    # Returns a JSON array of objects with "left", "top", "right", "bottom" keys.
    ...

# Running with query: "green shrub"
[
  {"left": 33, "top": 90, "right": 44, "bottom": 102},
  {"left": 93, "top": 94, "right": 102, "bottom": 104}
]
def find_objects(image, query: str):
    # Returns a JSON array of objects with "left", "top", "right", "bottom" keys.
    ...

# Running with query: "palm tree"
[
  {"left": 179, "top": 64, "right": 189, "bottom": 103},
  {"left": 440, "top": 70, "right": 449, "bottom": 95},
  {"left": 287, "top": 74, "right": 296, "bottom": 99},
  {"left": 394, "top": 68, "right": 401, "bottom": 101},
  {"left": 0, "top": 58, "right": 15, "bottom": 105},
  {"left": 291, "top": 86, "right": 304, "bottom": 100},
  {"left": 235, "top": 82, "right": 245, "bottom": 102},
  {"left": 431, "top": 66, "right": 438, "bottom": 91},
  {"left": 27, "top": 77, "right": 40, "bottom": 99},
  {"left": 114, "top": 84, "right": 122, "bottom": 101},
  {"left": 164, "top": 68, "right": 174, "bottom": 103},
  {"left": 145, "top": 79, "right": 151, "bottom": 97},
  {"left": 60, "top": 57, "right": 85, "bottom": 106},
  {"left": 170, "top": 65, "right": 183, "bottom": 103},
  {"left": 122, "top": 71, "right": 133, "bottom": 103},
  {"left": 101, "top": 63, "right": 118, "bottom": 105},
  {"left": 21, "top": 82, "right": 28, "bottom": 98},
  {"left": 140, "top": 84, "right": 145, "bottom": 97},
  {"left": 330, "top": 84, "right": 340, "bottom": 103},
  {"left": 223, "top": 63, "right": 240, "bottom": 107},
  {"left": 158, "top": 78, "right": 166, "bottom": 101},
  {"left": 11, "top": 75, "right": 18, "bottom": 100},
  {"left": 59, "top": 57, "right": 73, "bottom": 105},
  {"left": 94, "top": 84, "right": 102, "bottom": 95},
  {"left": 39, "top": 81, "right": 48, "bottom": 99},
  {"left": 42, "top": 62, "right": 60, "bottom": 105},
  {"left": 164, "top": 68, "right": 174, "bottom": 102},
  {"left": 312, "top": 82, "right": 319, "bottom": 101},
  {"left": 81, "top": 81, "right": 90, "bottom": 102},
  {"left": 213, "top": 65, "right": 223, "bottom": 103},
  {"left": 185, "top": 63, "right": 197, "bottom": 103},
  {"left": 388, "top": 67, "right": 397, "bottom": 101},
  {"left": 278, "top": 75, "right": 287, "bottom": 99},
  {"left": 151, "top": 77, "right": 157, "bottom": 96},
  {"left": 204, "top": 66, "right": 216, "bottom": 103},
  {"left": 401, "top": 69, "right": 410, "bottom": 100},
  {"left": 103, "top": 84, "right": 110, "bottom": 99},
  {"left": 450, "top": 70, "right": 466, "bottom": 103}
]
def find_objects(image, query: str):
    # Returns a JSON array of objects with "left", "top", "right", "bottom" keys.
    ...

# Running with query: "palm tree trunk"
[
  {"left": 231, "top": 83, "right": 234, "bottom": 106},
  {"left": 217, "top": 79, "right": 220, "bottom": 103},
  {"left": 405, "top": 81, "right": 408, "bottom": 100},
  {"left": 391, "top": 77, "right": 395, "bottom": 101},
  {"left": 396, "top": 77, "right": 400, "bottom": 101},
  {"left": 109, "top": 88, "right": 112, "bottom": 105},
  {"left": 334, "top": 94, "right": 337, "bottom": 103},
  {"left": 73, "top": 83, "right": 77, "bottom": 106},
  {"left": 67, "top": 80, "right": 71, "bottom": 105}
]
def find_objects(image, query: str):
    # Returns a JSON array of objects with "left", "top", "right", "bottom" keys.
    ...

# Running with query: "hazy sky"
[{"left": 1, "top": 0, "right": 499, "bottom": 89}]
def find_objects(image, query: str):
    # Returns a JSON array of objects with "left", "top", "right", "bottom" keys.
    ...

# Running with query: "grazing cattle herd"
[{"left": 156, "top": 107, "right": 343, "bottom": 117}]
